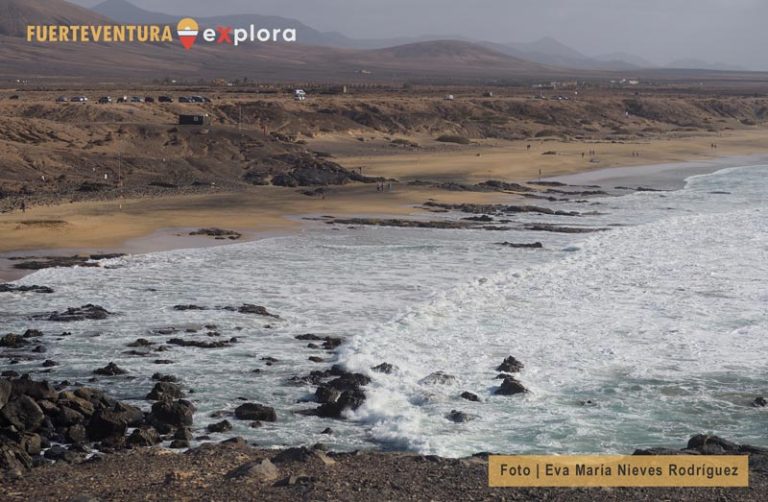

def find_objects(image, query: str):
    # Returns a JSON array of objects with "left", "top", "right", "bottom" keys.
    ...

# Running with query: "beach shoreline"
[{"left": 2, "top": 144, "right": 767, "bottom": 283}]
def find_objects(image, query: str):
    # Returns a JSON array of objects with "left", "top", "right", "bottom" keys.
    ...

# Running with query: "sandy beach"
[{"left": 3, "top": 128, "right": 768, "bottom": 282}]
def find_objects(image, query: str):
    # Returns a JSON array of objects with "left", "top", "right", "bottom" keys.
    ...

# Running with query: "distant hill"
[
  {"left": 667, "top": 58, "right": 746, "bottom": 72},
  {"left": 92, "top": 0, "right": 354, "bottom": 48},
  {"left": 0, "top": 0, "right": 112, "bottom": 37}
]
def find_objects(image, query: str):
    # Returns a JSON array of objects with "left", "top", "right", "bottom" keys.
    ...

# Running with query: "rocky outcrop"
[
  {"left": 45, "top": 305, "right": 113, "bottom": 322},
  {"left": 0, "top": 284, "right": 54, "bottom": 294},
  {"left": 496, "top": 356, "right": 524, "bottom": 373},
  {"left": 234, "top": 403, "right": 277, "bottom": 422},
  {"left": 189, "top": 228, "right": 242, "bottom": 240},
  {"left": 495, "top": 376, "right": 528, "bottom": 396}
]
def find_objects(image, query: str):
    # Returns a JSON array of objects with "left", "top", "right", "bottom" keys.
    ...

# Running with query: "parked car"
[
  {"left": 70, "top": 96, "right": 88, "bottom": 103},
  {"left": 98, "top": 96, "right": 112, "bottom": 104},
  {"left": 293, "top": 89, "right": 306, "bottom": 102},
  {"left": 116, "top": 96, "right": 128, "bottom": 103},
  {"left": 56, "top": 96, "right": 69, "bottom": 103},
  {"left": 178, "top": 96, "right": 192, "bottom": 103},
  {"left": 130, "top": 96, "right": 143, "bottom": 103},
  {"left": 158, "top": 96, "right": 173, "bottom": 103},
  {"left": 144, "top": 96, "right": 155, "bottom": 103}
]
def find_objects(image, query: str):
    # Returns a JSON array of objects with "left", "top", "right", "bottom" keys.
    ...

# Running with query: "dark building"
[{"left": 178, "top": 114, "right": 208, "bottom": 126}]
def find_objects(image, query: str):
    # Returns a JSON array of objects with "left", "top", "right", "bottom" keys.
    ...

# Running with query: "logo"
[
  {"left": 176, "top": 18, "right": 199, "bottom": 50},
  {"left": 26, "top": 18, "right": 297, "bottom": 49}
]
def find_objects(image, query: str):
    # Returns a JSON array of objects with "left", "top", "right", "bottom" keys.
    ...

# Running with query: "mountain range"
[{"left": 0, "top": 0, "right": 757, "bottom": 82}]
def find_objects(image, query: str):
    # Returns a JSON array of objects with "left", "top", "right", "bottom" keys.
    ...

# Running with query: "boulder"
[
  {"left": 127, "top": 427, "right": 161, "bottom": 448},
  {"left": 752, "top": 397, "right": 767, "bottom": 408},
  {"left": 169, "top": 439, "right": 189, "bottom": 449},
  {"left": 495, "top": 377, "right": 528, "bottom": 396},
  {"left": 1, "top": 395, "right": 45, "bottom": 431},
  {"left": 419, "top": 371, "right": 457, "bottom": 385},
  {"left": 93, "top": 362, "right": 127, "bottom": 376},
  {"left": 0, "top": 334, "right": 27, "bottom": 348},
  {"left": 0, "top": 380, "right": 11, "bottom": 410},
  {"left": 87, "top": 403, "right": 143, "bottom": 441},
  {"left": 234, "top": 403, "right": 276, "bottom": 422},
  {"left": 146, "top": 382, "right": 184, "bottom": 401},
  {"left": 372, "top": 363, "right": 394, "bottom": 374},
  {"left": 446, "top": 410, "right": 473, "bottom": 423},
  {"left": 207, "top": 420, "right": 233, "bottom": 433},
  {"left": 47, "top": 304, "right": 112, "bottom": 322},
  {"left": 687, "top": 435, "right": 740, "bottom": 454},
  {"left": 149, "top": 399, "right": 195, "bottom": 428},
  {"left": 460, "top": 391, "right": 480, "bottom": 402},
  {"left": 496, "top": 356, "right": 524, "bottom": 373},
  {"left": 226, "top": 459, "right": 279, "bottom": 481}
]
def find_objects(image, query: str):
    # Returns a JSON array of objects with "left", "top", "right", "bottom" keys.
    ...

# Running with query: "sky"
[{"left": 71, "top": 0, "right": 766, "bottom": 69}]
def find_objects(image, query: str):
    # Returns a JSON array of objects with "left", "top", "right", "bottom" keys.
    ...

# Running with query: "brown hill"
[
  {"left": 0, "top": 0, "right": 558, "bottom": 82},
  {"left": 0, "top": 0, "right": 113, "bottom": 37}
]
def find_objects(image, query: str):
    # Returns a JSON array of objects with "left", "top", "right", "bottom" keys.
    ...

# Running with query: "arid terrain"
[{"left": 2, "top": 84, "right": 768, "bottom": 258}]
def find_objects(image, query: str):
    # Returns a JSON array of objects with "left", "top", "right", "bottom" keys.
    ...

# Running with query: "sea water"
[{"left": 2, "top": 165, "right": 767, "bottom": 457}]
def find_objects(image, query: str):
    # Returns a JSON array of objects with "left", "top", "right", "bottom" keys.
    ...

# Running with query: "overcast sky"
[{"left": 72, "top": 0, "right": 765, "bottom": 69}]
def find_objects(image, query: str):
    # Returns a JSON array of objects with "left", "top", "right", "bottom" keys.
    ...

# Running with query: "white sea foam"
[{"left": 3, "top": 165, "right": 767, "bottom": 457}]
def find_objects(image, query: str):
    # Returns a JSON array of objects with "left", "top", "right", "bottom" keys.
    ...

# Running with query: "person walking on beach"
[{"left": 20, "top": 200, "right": 26, "bottom": 214}]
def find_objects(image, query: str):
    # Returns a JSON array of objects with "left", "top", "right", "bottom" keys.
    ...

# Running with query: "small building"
[{"left": 179, "top": 114, "right": 208, "bottom": 126}]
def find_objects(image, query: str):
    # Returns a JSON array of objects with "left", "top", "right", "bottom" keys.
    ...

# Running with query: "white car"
[{"left": 70, "top": 96, "right": 88, "bottom": 103}]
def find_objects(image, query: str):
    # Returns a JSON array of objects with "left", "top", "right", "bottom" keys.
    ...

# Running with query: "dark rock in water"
[
  {"left": 93, "top": 362, "right": 127, "bottom": 376},
  {"left": 126, "top": 339, "right": 154, "bottom": 348},
  {"left": 23, "top": 329, "right": 44, "bottom": 338},
  {"left": 752, "top": 397, "right": 767, "bottom": 407},
  {"left": 167, "top": 338, "right": 234, "bottom": 349},
  {"left": 127, "top": 427, "right": 161, "bottom": 448},
  {"left": 1, "top": 371, "right": 19, "bottom": 378},
  {"left": 153, "top": 360, "right": 174, "bottom": 365},
  {"left": 189, "top": 228, "right": 242, "bottom": 240},
  {"left": 46, "top": 305, "right": 112, "bottom": 322},
  {"left": 249, "top": 421, "right": 263, "bottom": 428},
  {"left": 321, "top": 428, "right": 333, "bottom": 435},
  {"left": 234, "top": 403, "right": 277, "bottom": 422},
  {"left": 1, "top": 395, "right": 45, "bottom": 430},
  {"left": 496, "top": 356, "right": 524, "bottom": 373},
  {"left": 173, "top": 305, "right": 207, "bottom": 311},
  {"left": 446, "top": 410, "right": 473, "bottom": 423},
  {"left": 261, "top": 357, "right": 279, "bottom": 363},
  {"left": 32, "top": 345, "right": 46, "bottom": 353},
  {"left": 314, "top": 388, "right": 366, "bottom": 419},
  {"left": 460, "top": 391, "right": 480, "bottom": 402},
  {"left": 169, "top": 439, "right": 189, "bottom": 449},
  {"left": 372, "top": 363, "right": 394, "bottom": 374},
  {"left": 151, "top": 373, "right": 178, "bottom": 383},
  {"left": 686, "top": 435, "right": 739, "bottom": 454},
  {"left": 207, "top": 420, "right": 233, "bottom": 433},
  {"left": 295, "top": 334, "right": 323, "bottom": 341},
  {"left": 495, "top": 377, "right": 528, "bottom": 396},
  {"left": 419, "top": 371, "right": 457, "bottom": 385},
  {"left": 523, "top": 223, "right": 605, "bottom": 234},
  {"left": 463, "top": 215, "right": 494, "bottom": 222},
  {"left": 42, "top": 360, "right": 58, "bottom": 368},
  {"left": 233, "top": 304, "right": 279, "bottom": 318},
  {"left": 149, "top": 400, "right": 195, "bottom": 428},
  {"left": 146, "top": 382, "right": 184, "bottom": 401},
  {"left": 0, "top": 334, "right": 27, "bottom": 348},
  {"left": 0, "top": 284, "right": 54, "bottom": 294},
  {"left": 497, "top": 242, "right": 544, "bottom": 249},
  {"left": 322, "top": 337, "right": 343, "bottom": 350},
  {"left": 308, "top": 356, "right": 325, "bottom": 363},
  {"left": 173, "top": 428, "right": 193, "bottom": 441}
]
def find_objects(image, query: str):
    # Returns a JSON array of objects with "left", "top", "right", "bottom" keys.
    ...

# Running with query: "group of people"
[
  {"left": 710, "top": 143, "right": 719, "bottom": 149},
  {"left": 377, "top": 181, "right": 393, "bottom": 192}
]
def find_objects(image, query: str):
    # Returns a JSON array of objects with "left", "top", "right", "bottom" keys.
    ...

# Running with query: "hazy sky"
[{"left": 72, "top": 0, "right": 764, "bottom": 69}]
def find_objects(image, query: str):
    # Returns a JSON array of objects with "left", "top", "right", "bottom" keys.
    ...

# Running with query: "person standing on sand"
[{"left": 20, "top": 200, "right": 26, "bottom": 213}]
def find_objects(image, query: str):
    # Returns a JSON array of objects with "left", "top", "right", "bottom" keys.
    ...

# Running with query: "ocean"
[{"left": 3, "top": 164, "right": 767, "bottom": 457}]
